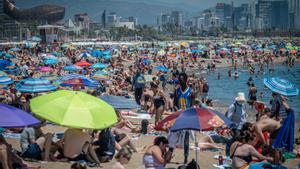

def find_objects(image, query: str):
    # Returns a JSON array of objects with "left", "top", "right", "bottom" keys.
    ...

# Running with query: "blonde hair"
[{"left": 115, "top": 147, "right": 132, "bottom": 160}]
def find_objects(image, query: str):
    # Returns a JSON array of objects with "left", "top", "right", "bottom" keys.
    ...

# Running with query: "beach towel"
[
  {"left": 272, "top": 109, "right": 295, "bottom": 152},
  {"left": 123, "top": 113, "right": 151, "bottom": 120},
  {"left": 248, "top": 162, "right": 287, "bottom": 169}
]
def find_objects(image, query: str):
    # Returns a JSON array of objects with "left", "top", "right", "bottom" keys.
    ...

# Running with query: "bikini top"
[{"left": 231, "top": 144, "right": 253, "bottom": 164}]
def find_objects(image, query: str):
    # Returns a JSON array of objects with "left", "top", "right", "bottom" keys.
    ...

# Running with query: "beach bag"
[
  {"left": 186, "top": 159, "right": 200, "bottom": 169},
  {"left": 96, "top": 128, "right": 115, "bottom": 158}
]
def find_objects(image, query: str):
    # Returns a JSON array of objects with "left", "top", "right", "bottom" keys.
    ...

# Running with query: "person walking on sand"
[{"left": 226, "top": 92, "right": 247, "bottom": 128}]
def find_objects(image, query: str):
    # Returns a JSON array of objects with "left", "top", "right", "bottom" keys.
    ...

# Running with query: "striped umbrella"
[
  {"left": 78, "top": 52, "right": 92, "bottom": 58},
  {"left": 264, "top": 77, "right": 299, "bottom": 96},
  {"left": 44, "top": 58, "right": 58, "bottom": 65},
  {"left": 0, "top": 71, "right": 7, "bottom": 76},
  {"left": 3, "top": 66, "right": 19, "bottom": 74},
  {"left": 57, "top": 74, "right": 100, "bottom": 88},
  {"left": 0, "top": 76, "right": 14, "bottom": 85},
  {"left": 16, "top": 78, "right": 57, "bottom": 93},
  {"left": 63, "top": 65, "right": 82, "bottom": 71}
]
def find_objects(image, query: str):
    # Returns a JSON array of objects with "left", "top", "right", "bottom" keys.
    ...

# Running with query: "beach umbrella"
[
  {"left": 92, "top": 70, "right": 108, "bottom": 76},
  {"left": 0, "top": 71, "right": 7, "bottom": 76},
  {"left": 99, "top": 95, "right": 140, "bottom": 109},
  {"left": 155, "top": 66, "right": 169, "bottom": 72},
  {"left": 155, "top": 111, "right": 182, "bottom": 131},
  {"left": 31, "top": 36, "right": 41, "bottom": 42},
  {"left": 170, "top": 107, "right": 233, "bottom": 165},
  {"left": 9, "top": 47, "right": 21, "bottom": 52},
  {"left": 39, "top": 66, "right": 52, "bottom": 72},
  {"left": 272, "top": 109, "right": 295, "bottom": 152},
  {"left": 263, "top": 77, "right": 299, "bottom": 96},
  {"left": 78, "top": 52, "right": 92, "bottom": 58},
  {"left": 75, "top": 60, "right": 91, "bottom": 67},
  {"left": 57, "top": 74, "right": 100, "bottom": 88},
  {"left": 40, "top": 74, "right": 58, "bottom": 81},
  {"left": 90, "top": 62, "right": 107, "bottom": 69},
  {"left": 1, "top": 53, "right": 15, "bottom": 59},
  {"left": 3, "top": 66, "right": 19, "bottom": 74},
  {"left": 16, "top": 78, "right": 57, "bottom": 93},
  {"left": 0, "top": 76, "right": 14, "bottom": 85},
  {"left": 43, "top": 58, "right": 58, "bottom": 65},
  {"left": 43, "top": 54, "right": 57, "bottom": 59},
  {"left": 0, "top": 59, "right": 12, "bottom": 70},
  {"left": 103, "top": 55, "right": 112, "bottom": 60},
  {"left": 92, "top": 50, "right": 102, "bottom": 57},
  {"left": 30, "top": 90, "right": 117, "bottom": 129},
  {"left": 0, "top": 104, "right": 40, "bottom": 128},
  {"left": 63, "top": 65, "right": 82, "bottom": 72}
]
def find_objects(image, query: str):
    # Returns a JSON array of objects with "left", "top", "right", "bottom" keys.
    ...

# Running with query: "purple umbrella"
[{"left": 0, "top": 104, "right": 40, "bottom": 128}]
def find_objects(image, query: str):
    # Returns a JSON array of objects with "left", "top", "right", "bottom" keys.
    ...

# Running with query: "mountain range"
[{"left": 14, "top": 0, "right": 251, "bottom": 25}]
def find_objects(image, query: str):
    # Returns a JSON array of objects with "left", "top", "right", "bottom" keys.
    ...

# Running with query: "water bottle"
[{"left": 218, "top": 152, "right": 224, "bottom": 166}]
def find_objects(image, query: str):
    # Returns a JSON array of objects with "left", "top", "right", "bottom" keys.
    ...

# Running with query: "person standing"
[
  {"left": 167, "top": 72, "right": 195, "bottom": 164},
  {"left": 133, "top": 70, "right": 145, "bottom": 105},
  {"left": 226, "top": 92, "right": 247, "bottom": 128}
]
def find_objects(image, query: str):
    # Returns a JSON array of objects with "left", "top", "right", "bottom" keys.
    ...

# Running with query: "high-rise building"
[
  {"left": 107, "top": 12, "right": 117, "bottom": 25},
  {"left": 215, "top": 3, "right": 233, "bottom": 25},
  {"left": 289, "top": 0, "right": 300, "bottom": 29},
  {"left": 101, "top": 10, "right": 106, "bottom": 28},
  {"left": 171, "top": 11, "right": 183, "bottom": 27},
  {"left": 74, "top": 13, "right": 91, "bottom": 30},
  {"left": 161, "top": 14, "right": 171, "bottom": 25},
  {"left": 256, "top": 0, "right": 289, "bottom": 30},
  {"left": 128, "top": 16, "right": 138, "bottom": 26}
]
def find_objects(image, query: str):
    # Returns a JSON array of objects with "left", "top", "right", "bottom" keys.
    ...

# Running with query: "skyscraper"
[
  {"left": 289, "top": 0, "right": 300, "bottom": 29},
  {"left": 256, "top": 0, "right": 289, "bottom": 30},
  {"left": 171, "top": 11, "right": 183, "bottom": 27},
  {"left": 101, "top": 10, "right": 106, "bottom": 28}
]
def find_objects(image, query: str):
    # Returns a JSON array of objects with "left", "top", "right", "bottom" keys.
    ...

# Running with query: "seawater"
[{"left": 200, "top": 64, "right": 300, "bottom": 113}]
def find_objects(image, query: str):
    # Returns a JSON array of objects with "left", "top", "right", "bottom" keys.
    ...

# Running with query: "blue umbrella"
[
  {"left": 3, "top": 66, "right": 19, "bottom": 75},
  {"left": 99, "top": 95, "right": 140, "bottom": 109},
  {"left": 264, "top": 77, "right": 299, "bottom": 96},
  {"left": 1, "top": 53, "right": 15, "bottom": 59},
  {"left": 103, "top": 55, "right": 112, "bottom": 60},
  {"left": 16, "top": 78, "right": 57, "bottom": 93},
  {"left": 0, "top": 104, "right": 40, "bottom": 128},
  {"left": 0, "top": 59, "right": 12, "bottom": 70},
  {"left": 92, "top": 50, "right": 102, "bottom": 57},
  {"left": 31, "top": 36, "right": 41, "bottom": 42},
  {"left": 272, "top": 109, "right": 295, "bottom": 152},
  {"left": 44, "top": 58, "right": 58, "bottom": 65},
  {"left": 103, "top": 50, "right": 111, "bottom": 55},
  {"left": 57, "top": 74, "right": 100, "bottom": 88},
  {"left": 63, "top": 65, "right": 82, "bottom": 71},
  {"left": 0, "top": 76, "right": 14, "bottom": 85},
  {"left": 90, "top": 62, "right": 107, "bottom": 69},
  {"left": 155, "top": 66, "right": 169, "bottom": 72}
]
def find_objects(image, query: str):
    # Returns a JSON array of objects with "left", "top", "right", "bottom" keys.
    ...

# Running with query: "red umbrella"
[
  {"left": 154, "top": 111, "right": 182, "bottom": 131},
  {"left": 61, "top": 78, "right": 84, "bottom": 86},
  {"left": 75, "top": 61, "right": 91, "bottom": 67}
]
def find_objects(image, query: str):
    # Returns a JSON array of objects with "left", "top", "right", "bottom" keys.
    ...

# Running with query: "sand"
[{"left": 5, "top": 103, "right": 299, "bottom": 169}]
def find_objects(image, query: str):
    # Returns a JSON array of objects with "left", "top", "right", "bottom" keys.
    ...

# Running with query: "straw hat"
[{"left": 235, "top": 92, "right": 246, "bottom": 102}]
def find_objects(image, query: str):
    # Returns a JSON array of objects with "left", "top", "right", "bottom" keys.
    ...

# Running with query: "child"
[{"left": 112, "top": 147, "right": 132, "bottom": 169}]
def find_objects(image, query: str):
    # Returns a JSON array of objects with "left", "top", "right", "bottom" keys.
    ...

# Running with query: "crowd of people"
[{"left": 0, "top": 39, "right": 299, "bottom": 169}]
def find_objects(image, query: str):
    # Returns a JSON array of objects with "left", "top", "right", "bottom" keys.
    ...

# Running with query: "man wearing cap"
[{"left": 226, "top": 92, "right": 247, "bottom": 127}]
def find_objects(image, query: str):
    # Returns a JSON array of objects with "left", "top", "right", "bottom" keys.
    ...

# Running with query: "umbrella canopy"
[
  {"left": 40, "top": 74, "right": 58, "bottom": 81},
  {"left": 0, "top": 71, "right": 7, "bottom": 76},
  {"left": 44, "top": 58, "right": 58, "bottom": 65},
  {"left": 16, "top": 78, "right": 57, "bottom": 93},
  {"left": 99, "top": 95, "right": 140, "bottom": 109},
  {"left": 3, "top": 66, "right": 19, "bottom": 74},
  {"left": 57, "top": 74, "right": 100, "bottom": 88},
  {"left": 170, "top": 107, "right": 233, "bottom": 132},
  {"left": 79, "top": 52, "right": 92, "bottom": 58},
  {"left": 0, "top": 76, "right": 14, "bottom": 85},
  {"left": 0, "top": 59, "right": 12, "bottom": 70},
  {"left": 264, "top": 77, "right": 299, "bottom": 96},
  {"left": 9, "top": 47, "right": 21, "bottom": 52},
  {"left": 272, "top": 109, "right": 295, "bottom": 152},
  {"left": 0, "top": 104, "right": 40, "bottom": 128},
  {"left": 39, "top": 66, "right": 52, "bottom": 72},
  {"left": 75, "top": 60, "right": 91, "bottom": 67},
  {"left": 155, "top": 66, "right": 169, "bottom": 72},
  {"left": 155, "top": 111, "right": 182, "bottom": 131},
  {"left": 90, "top": 62, "right": 107, "bottom": 69},
  {"left": 92, "top": 70, "right": 108, "bottom": 76},
  {"left": 30, "top": 90, "right": 117, "bottom": 129},
  {"left": 63, "top": 65, "right": 82, "bottom": 71},
  {"left": 91, "top": 50, "right": 102, "bottom": 57}
]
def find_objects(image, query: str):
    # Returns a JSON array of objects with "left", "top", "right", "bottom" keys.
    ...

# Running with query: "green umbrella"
[{"left": 30, "top": 90, "right": 117, "bottom": 129}]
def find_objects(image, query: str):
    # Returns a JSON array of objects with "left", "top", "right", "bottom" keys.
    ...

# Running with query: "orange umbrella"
[{"left": 75, "top": 61, "right": 91, "bottom": 67}]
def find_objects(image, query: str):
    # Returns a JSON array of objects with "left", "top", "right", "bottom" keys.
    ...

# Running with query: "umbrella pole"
[{"left": 195, "top": 131, "right": 199, "bottom": 169}]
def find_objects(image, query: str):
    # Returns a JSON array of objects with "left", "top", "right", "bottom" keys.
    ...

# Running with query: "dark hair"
[
  {"left": 71, "top": 162, "right": 87, "bottom": 169},
  {"left": 241, "top": 122, "right": 253, "bottom": 132},
  {"left": 154, "top": 136, "right": 168, "bottom": 146},
  {"left": 179, "top": 72, "right": 188, "bottom": 81},
  {"left": 150, "top": 82, "right": 158, "bottom": 89},
  {"left": 235, "top": 130, "right": 254, "bottom": 143}
]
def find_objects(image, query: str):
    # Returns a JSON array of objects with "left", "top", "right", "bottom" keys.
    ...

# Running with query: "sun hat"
[{"left": 235, "top": 92, "right": 246, "bottom": 102}]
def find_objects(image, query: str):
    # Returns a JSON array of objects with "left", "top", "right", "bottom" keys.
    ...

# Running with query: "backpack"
[
  {"left": 141, "top": 119, "right": 149, "bottom": 134},
  {"left": 225, "top": 103, "right": 236, "bottom": 118},
  {"left": 177, "top": 159, "right": 200, "bottom": 169},
  {"left": 95, "top": 128, "right": 116, "bottom": 158}
]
